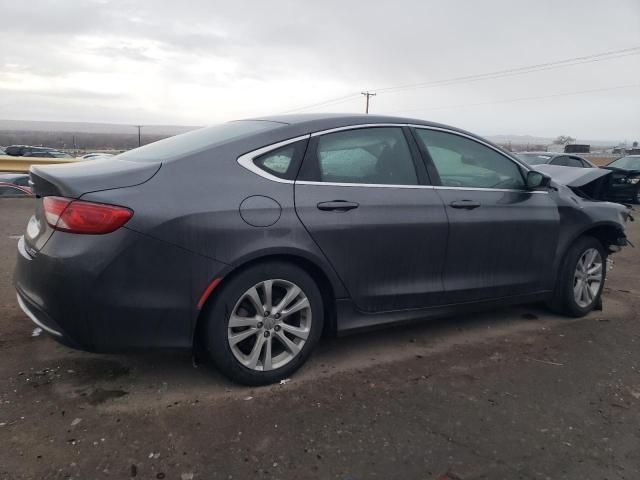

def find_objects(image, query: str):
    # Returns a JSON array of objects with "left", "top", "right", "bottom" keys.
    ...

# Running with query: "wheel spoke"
[
  {"left": 245, "top": 287, "right": 265, "bottom": 316},
  {"left": 263, "top": 280, "right": 273, "bottom": 311},
  {"left": 585, "top": 249, "right": 598, "bottom": 268},
  {"left": 587, "top": 263, "right": 602, "bottom": 276},
  {"left": 229, "top": 327, "right": 259, "bottom": 346},
  {"left": 280, "top": 297, "right": 310, "bottom": 319},
  {"left": 574, "top": 278, "right": 584, "bottom": 299},
  {"left": 229, "top": 314, "right": 260, "bottom": 328},
  {"left": 263, "top": 336, "right": 273, "bottom": 371},
  {"left": 583, "top": 282, "right": 593, "bottom": 303},
  {"left": 274, "top": 285, "right": 301, "bottom": 314},
  {"left": 246, "top": 334, "right": 266, "bottom": 369},
  {"left": 280, "top": 323, "right": 309, "bottom": 340},
  {"left": 275, "top": 329, "right": 301, "bottom": 355}
]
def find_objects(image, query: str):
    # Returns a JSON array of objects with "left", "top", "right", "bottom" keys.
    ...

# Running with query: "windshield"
[
  {"left": 607, "top": 156, "right": 640, "bottom": 170},
  {"left": 516, "top": 153, "right": 553, "bottom": 165},
  {"left": 118, "top": 120, "right": 282, "bottom": 162}
]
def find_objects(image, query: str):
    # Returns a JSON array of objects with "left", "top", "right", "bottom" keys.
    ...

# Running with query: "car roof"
[
  {"left": 245, "top": 113, "right": 512, "bottom": 153},
  {"left": 251, "top": 113, "right": 496, "bottom": 138}
]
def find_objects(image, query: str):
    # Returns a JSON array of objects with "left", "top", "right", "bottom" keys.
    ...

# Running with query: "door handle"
[
  {"left": 449, "top": 200, "right": 481, "bottom": 210},
  {"left": 317, "top": 200, "right": 359, "bottom": 212}
]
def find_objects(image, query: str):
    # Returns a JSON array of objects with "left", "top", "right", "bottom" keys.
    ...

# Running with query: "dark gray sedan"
[{"left": 14, "top": 114, "right": 630, "bottom": 385}]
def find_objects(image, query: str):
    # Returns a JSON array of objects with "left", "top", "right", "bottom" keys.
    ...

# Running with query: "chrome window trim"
[
  {"left": 295, "top": 180, "right": 434, "bottom": 189},
  {"left": 309, "top": 123, "right": 409, "bottom": 137},
  {"left": 237, "top": 123, "right": 538, "bottom": 190},
  {"left": 16, "top": 293, "right": 63, "bottom": 337},
  {"left": 434, "top": 186, "right": 548, "bottom": 194},
  {"left": 236, "top": 134, "right": 310, "bottom": 184}
]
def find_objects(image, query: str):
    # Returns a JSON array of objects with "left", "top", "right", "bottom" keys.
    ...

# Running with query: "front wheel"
[
  {"left": 549, "top": 236, "right": 606, "bottom": 317},
  {"left": 202, "top": 261, "right": 324, "bottom": 385}
]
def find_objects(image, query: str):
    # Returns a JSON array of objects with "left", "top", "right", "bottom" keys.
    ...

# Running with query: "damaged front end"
[{"left": 534, "top": 164, "right": 633, "bottom": 253}]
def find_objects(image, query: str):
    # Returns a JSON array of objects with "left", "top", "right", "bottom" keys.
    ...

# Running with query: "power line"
[
  {"left": 281, "top": 45, "right": 640, "bottom": 113},
  {"left": 374, "top": 46, "right": 640, "bottom": 94},
  {"left": 388, "top": 83, "right": 640, "bottom": 115}
]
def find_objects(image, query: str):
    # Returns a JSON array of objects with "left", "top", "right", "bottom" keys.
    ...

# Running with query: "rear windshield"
[
  {"left": 119, "top": 120, "right": 282, "bottom": 162},
  {"left": 516, "top": 153, "right": 553, "bottom": 165}
]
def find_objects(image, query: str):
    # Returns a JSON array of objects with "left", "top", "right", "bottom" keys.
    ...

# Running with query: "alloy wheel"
[
  {"left": 573, "top": 248, "right": 603, "bottom": 308},
  {"left": 227, "top": 279, "right": 312, "bottom": 371}
]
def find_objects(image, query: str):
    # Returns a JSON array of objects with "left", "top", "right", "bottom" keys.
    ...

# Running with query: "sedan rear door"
[{"left": 294, "top": 126, "right": 449, "bottom": 313}]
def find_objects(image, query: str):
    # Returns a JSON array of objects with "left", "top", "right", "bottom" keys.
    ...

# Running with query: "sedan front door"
[{"left": 412, "top": 127, "right": 560, "bottom": 303}]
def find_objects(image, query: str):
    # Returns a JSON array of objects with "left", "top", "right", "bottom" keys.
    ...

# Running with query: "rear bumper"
[
  {"left": 16, "top": 289, "right": 84, "bottom": 350},
  {"left": 14, "top": 230, "right": 227, "bottom": 352}
]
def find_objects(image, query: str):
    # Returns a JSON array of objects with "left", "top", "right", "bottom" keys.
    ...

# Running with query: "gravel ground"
[{"left": 1, "top": 197, "right": 639, "bottom": 480}]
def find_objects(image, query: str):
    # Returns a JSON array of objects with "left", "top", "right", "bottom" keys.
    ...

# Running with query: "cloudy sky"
[{"left": 0, "top": 0, "right": 638, "bottom": 140}]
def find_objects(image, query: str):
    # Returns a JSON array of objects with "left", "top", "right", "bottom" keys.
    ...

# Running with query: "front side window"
[
  {"left": 303, "top": 127, "right": 418, "bottom": 185},
  {"left": 415, "top": 129, "right": 525, "bottom": 189}
]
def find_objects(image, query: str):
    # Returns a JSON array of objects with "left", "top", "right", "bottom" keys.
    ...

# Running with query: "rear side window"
[
  {"left": 300, "top": 127, "right": 418, "bottom": 185},
  {"left": 119, "top": 121, "right": 282, "bottom": 162},
  {"left": 253, "top": 145, "right": 299, "bottom": 179}
]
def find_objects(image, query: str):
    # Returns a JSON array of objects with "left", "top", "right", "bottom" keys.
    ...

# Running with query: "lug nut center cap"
[{"left": 264, "top": 317, "right": 275, "bottom": 330}]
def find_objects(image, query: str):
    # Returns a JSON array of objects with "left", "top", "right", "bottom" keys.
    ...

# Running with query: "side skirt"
[{"left": 335, "top": 291, "right": 552, "bottom": 335}]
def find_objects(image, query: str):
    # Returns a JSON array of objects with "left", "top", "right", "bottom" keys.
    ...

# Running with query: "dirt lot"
[{"left": 1, "top": 198, "right": 639, "bottom": 480}]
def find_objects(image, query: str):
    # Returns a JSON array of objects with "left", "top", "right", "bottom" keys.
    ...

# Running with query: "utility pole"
[
  {"left": 135, "top": 125, "right": 142, "bottom": 147},
  {"left": 361, "top": 91, "right": 376, "bottom": 114}
]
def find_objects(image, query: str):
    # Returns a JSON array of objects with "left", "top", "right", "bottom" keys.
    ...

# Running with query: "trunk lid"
[
  {"left": 24, "top": 158, "right": 160, "bottom": 254},
  {"left": 29, "top": 157, "right": 160, "bottom": 198}
]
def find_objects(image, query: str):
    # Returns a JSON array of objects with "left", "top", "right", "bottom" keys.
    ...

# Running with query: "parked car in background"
[
  {"left": 600, "top": 155, "right": 640, "bottom": 204},
  {"left": 14, "top": 114, "right": 630, "bottom": 385},
  {"left": 516, "top": 152, "right": 596, "bottom": 168},
  {"left": 4, "top": 145, "right": 57, "bottom": 157},
  {"left": 0, "top": 182, "right": 32, "bottom": 196},
  {"left": 0, "top": 147, "right": 6, "bottom": 155},
  {"left": 23, "top": 151, "right": 73, "bottom": 159},
  {"left": 0, "top": 173, "right": 30, "bottom": 187}
]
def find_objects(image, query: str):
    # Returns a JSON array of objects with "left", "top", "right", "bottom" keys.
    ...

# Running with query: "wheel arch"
[{"left": 192, "top": 250, "right": 343, "bottom": 350}]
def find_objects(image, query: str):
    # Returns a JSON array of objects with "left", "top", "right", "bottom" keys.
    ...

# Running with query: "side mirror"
[{"left": 526, "top": 170, "right": 551, "bottom": 189}]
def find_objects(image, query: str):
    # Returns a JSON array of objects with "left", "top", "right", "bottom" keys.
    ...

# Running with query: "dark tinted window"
[
  {"left": 415, "top": 129, "right": 525, "bottom": 189},
  {"left": 305, "top": 127, "right": 418, "bottom": 185},
  {"left": 119, "top": 121, "right": 282, "bottom": 162}
]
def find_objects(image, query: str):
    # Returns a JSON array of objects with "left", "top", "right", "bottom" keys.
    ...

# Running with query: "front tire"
[
  {"left": 202, "top": 261, "right": 324, "bottom": 385},
  {"left": 549, "top": 236, "right": 606, "bottom": 317}
]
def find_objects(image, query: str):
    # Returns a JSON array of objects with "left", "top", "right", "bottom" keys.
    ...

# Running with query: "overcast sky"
[{"left": 0, "top": 0, "right": 638, "bottom": 140}]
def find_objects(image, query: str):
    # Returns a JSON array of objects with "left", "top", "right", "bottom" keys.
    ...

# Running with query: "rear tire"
[
  {"left": 201, "top": 261, "right": 324, "bottom": 386},
  {"left": 549, "top": 236, "right": 606, "bottom": 317}
]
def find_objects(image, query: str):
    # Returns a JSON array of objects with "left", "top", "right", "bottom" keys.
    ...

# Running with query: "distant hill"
[
  {"left": 0, "top": 119, "right": 623, "bottom": 152},
  {"left": 0, "top": 119, "right": 199, "bottom": 152},
  {"left": 486, "top": 134, "right": 618, "bottom": 148},
  {"left": 0, "top": 119, "right": 198, "bottom": 136}
]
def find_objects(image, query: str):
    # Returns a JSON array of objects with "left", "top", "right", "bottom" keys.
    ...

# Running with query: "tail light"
[{"left": 43, "top": 196, "right": 133, "bottom": 234}]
